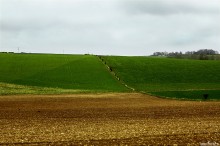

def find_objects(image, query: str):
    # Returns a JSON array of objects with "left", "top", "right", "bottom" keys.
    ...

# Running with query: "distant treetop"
[{"left": 152, "top": 49, "right": 219, "bottom": 60}]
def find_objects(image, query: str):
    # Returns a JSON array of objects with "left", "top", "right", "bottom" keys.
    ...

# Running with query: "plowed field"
[{"left": 0, "top": 93, "right": 220, "bottom": 145}]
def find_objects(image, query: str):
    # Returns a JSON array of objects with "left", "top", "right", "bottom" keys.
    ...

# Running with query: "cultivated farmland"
[
  {"left": 0, "top": 53, "right": 220, "bottom": 145},
  {"left": 0, "top": 93, "right": 220, "bottom": 145},
  {"left": 102, "top": 56, "right": 220, "bottom": 100}
]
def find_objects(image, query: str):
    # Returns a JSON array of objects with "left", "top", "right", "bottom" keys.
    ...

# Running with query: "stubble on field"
[{"left": 0, "top": 93, "right": 220, "bottom": 145}]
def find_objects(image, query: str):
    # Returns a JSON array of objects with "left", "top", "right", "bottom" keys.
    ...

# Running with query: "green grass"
[
  {"left": 0, "top": 53, "right": 128, "bottom": 94},
  {"left": 1, "top": 53, "right": 220, "bottom": 99},
  {"left": 102, "top": 56, "right": 220, "bottom": 100},
  {"left": 150, "top": 90, "right": 220, "bottom": 100}
]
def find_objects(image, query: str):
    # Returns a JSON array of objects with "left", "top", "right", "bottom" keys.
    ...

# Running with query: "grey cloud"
[
  {"left": 0, "top": 0, "right": 220, "bottom": 56},
  {"left": 121, "top": 0, "right": 220, "bottom": 16}
]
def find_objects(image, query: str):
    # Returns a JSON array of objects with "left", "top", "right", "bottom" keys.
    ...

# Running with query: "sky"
[{"left": 0, "top": 0, "right": 219, "bottom": 56}]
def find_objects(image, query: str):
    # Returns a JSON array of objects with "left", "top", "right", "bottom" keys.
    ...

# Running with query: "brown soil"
[{"left": 0, "top": 93, "right": 220, "bottom": 145}]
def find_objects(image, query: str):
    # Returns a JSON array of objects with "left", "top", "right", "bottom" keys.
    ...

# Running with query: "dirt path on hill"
[{"left": 0, "top": 93, "right": 220, "bottom": 145}]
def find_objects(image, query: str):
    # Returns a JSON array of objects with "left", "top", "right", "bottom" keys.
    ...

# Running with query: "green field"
[
  {"left": 1, "top": 53, "right": 220, "bottom": 100},
  {"left": 102, "top": 56, "right": 220, "bottom": 100},
  {"left": 0, "top": 53, "right": 128, "bottom": 94}
]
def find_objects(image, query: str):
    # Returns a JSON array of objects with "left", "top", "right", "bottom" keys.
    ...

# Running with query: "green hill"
[
  {"left": 0, "top": 53, "right": 128, "bottom": 94},
  {"left": 102, "top": 56, "right": 220, "bottom": 100},
  {"left": 1, "top": 53, "right": 220, "bottom": 100}
]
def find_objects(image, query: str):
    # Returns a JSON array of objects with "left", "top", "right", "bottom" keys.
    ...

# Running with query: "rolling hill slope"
[
  {"left": 102, "top": 56, "right": 220, "bottom": 100},
  {"left": 1, "top": 53, "right": 220, "bottom": 99},
  {"left": 0, "top": 53, "right": 128, "bottom": 94}
]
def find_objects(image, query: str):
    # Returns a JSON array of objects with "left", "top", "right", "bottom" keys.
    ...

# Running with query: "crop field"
[
  {"left": 0, "top": 53, "right": 220, "bottom": 145},
  {"left": 0, "top": 93, "right": 220, "bottom": 145},
  {"left": 102, "top": 56, "right": 220, "bottom": 100},
  {"left": 0, "top": 53, "right": 128, "bottom": 94},
  {"left": 1, "top": 53, "right": 220, "bottom": 100}
]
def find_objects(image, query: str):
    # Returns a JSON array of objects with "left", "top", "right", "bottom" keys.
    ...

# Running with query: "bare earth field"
[{"left": 0, "top": 93, "right": 220, "bottom": 145}]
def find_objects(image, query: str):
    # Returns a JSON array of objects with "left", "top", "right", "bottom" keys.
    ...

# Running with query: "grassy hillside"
[
  {"left": 0, "top": 53, "right": 128, "bottom": 94},
  {"left": 102, "top": 56, "right": 220, "bottom": 100},
  {"left": 1, "top": 53, "right": 219, "bottom": 99}
]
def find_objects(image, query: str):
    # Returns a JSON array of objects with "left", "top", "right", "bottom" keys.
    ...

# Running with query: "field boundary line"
[{"left": 97, "top": 55, "right": 135, "bottom": 91}]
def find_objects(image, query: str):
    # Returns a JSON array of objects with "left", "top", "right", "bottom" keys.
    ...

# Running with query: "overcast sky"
[{"left": 0, "top": 0, "right": 219, "bottom": 56}]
